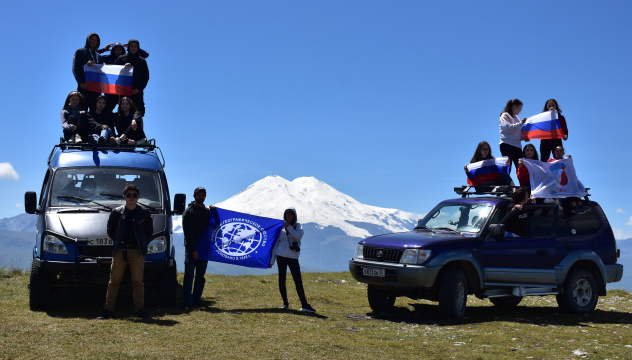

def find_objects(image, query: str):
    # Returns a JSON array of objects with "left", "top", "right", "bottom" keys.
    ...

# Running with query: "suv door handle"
[{"left": 536, "top": 250, "right": 549, "bottom": 256}]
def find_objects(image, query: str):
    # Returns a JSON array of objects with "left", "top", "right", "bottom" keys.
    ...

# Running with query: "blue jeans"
[
  {"left": 100, "top": 128, "right": 112, "bottom": 140},
  {"left": 183, "top": 250, "right": 208, "bottom": 307}
]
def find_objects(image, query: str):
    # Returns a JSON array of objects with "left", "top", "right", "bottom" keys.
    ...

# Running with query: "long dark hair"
[
  {"left": 117, "top": 97, "right": 137, "bottom": 117},
  {"left": 522, "top": 143, "right": 539, "bottom": 160},
  {"left": 542, "top": 98, "right": 562, "bottom": 114},
  {"left": 501, "top": 99, "right": 523, "bottom": 116},
  {"left": 470, "top": 141, "right": 494, "bottom": 163},
  {"left": 62, "top": 91, "right": 85, "bottom": 110}
]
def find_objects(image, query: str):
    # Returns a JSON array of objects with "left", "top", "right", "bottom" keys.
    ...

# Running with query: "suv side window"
[
  {"left": 565, "top": 206, "right": 601, "bottom": 235},
  {"left": 529, "top": 207, "right": 556, "bottom": 238}
]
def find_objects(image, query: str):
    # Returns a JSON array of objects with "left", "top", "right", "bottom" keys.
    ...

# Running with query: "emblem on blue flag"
[{"left": 197, "top": 208, "right": 284, "bottom": 269}]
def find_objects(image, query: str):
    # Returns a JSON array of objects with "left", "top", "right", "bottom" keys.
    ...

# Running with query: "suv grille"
[{"left": 363, "top": 247, "right": 402, "bottom": 263}]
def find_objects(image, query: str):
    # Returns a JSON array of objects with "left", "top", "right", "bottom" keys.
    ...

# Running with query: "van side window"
[
  {"left": 39, "top": 170, "right": 51, "bottom": 206},
  {"left": 566, "top": 207, "right": 601, "bottom": 235}
]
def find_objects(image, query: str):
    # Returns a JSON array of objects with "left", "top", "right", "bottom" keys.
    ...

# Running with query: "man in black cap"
[{"left": 182, "top": 187, "right": 212, "bottom": 309}]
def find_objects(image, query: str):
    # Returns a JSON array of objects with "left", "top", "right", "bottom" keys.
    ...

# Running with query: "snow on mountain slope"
[{"left": 213, "top": 175, "right": 421, "bottom": 238}]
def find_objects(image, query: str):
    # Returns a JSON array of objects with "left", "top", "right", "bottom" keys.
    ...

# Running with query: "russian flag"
[
  {"left": 83, "top": 64, "right": 133, "bottom": 96},
  {"left": 521, "top": 110, "right": 564, "bottom": 141},
  {"left": 466, "top": 157, "right": 512, "bottom": 186}
]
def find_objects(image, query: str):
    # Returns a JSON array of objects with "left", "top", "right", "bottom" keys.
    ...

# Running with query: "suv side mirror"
[
  {"left": 173, "top": 193, "right": 186, "bottom": 215},
  {"left": 25, "top": 191, "right": 38, "bottom": 214},
  {"left": 488, "top": 223, "right": 505, "bottom": 240}
]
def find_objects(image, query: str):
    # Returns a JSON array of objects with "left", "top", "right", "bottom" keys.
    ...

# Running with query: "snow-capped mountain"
[{"left": 214, "top": 175, "right": 421, "bottom": 238}]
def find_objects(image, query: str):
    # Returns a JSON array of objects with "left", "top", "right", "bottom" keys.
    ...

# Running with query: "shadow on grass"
[
  {"left": 196, "top": 305, "right": 328, "bottom": 319},
  {"left": 360, "top": 302, "right": 632, "bottom": 326}
]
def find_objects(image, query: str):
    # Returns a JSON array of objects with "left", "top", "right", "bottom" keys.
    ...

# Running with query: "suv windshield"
[
  {"left": 417, "top": 203, "right": 493, "bottom": 233},
  {"left": 50, "top": 168, "right": 162, "bottom": 208}
]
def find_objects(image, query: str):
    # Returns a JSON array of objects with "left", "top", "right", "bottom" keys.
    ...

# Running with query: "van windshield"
[
  {"left": 416, "top": 203, "right": 494, "bottom": 234},
  {"left": 50, "top": 168, "right": 162, "bottom": 208}
]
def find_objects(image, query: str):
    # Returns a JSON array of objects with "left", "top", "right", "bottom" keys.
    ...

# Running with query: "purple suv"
[{"left": 349, "top": 189, "right": 623, "bottom": 319}]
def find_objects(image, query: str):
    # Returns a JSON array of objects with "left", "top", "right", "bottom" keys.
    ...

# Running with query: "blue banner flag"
[{"left": 197, "top": 208, "right": 284, "bottom": 269}]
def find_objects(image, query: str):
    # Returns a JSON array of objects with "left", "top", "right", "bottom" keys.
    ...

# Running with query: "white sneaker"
[
  {"left": 74, "top": 134, "right": 83, "bottom": 144},
  {"left": 512, "top": 286, "right": 526, "bottom": 297}
]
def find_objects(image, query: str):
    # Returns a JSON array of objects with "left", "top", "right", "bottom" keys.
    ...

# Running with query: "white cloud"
[
  {"left": 626, "top": 217, "right": 632, "bottom": 226},
  {"left": 0, "top": 162, "right": 19, "bottom": 181},
  {"left": 613, "top": 228, "right": 632, "bottom": 240},
  {"left": 15, "top": 203, "right": 22, "bottom": 208},
  {"left": 616, "top": 208, "right": 626, "bottom": 214}
]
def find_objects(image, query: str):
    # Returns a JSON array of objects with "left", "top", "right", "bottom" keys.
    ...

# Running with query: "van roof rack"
[
  {"left": 49, "top": 138, "right": 165, "bottom": 168},
  {"left": 454, "top": 185, "right": 592, "bottom": 201}
]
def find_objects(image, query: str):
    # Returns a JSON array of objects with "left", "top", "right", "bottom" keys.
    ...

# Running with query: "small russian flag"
[
  {"left": 466, "top": 157, "right": 512, "bottom": 186},
  {"left": 83, "top": 64, "right": 133, "bottom": 96},
  {"left": 521, "top": 110, "right": 564, "bottom": 141}
]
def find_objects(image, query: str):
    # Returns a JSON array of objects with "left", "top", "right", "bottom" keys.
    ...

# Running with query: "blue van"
[{"left": 25, "top": 141, "right": 186, "bottom": 310}]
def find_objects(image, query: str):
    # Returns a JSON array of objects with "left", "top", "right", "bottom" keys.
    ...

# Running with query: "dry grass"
[{"left": 1, "top": 270, "right": 631, "bottom": 359}]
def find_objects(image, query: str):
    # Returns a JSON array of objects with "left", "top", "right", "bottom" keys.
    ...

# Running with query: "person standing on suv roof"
[
  {"left": 115, "top": 39, "right": 149, "bottom": 115},
  {"left": 182, "top": 187, "right": 215, "bottom": 310},
  {"left": 499, "top": 99, "right": 528, "bottom": 169},
  {"left": 72, "top": 33, "right": 103, "bottom": 112},
  {"left": 275, "top": 207, "right": 316, "bottom": 313},
  {"left": 98, "top": 184, "right": 153, "bottom": 320},
  {"left": 539, "top": 98, "right": 568, "bottom": 162}
]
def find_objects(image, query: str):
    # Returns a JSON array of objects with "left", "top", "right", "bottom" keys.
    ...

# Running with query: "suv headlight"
[
  {"left": 354, "top": 244, "right": 364, "bottom": 259},
  {"left": 43, "top": 235, "right": 68, "bottom": 255},
  {"left": 400, "top": 249, "right": 431, "bottom": 265},
  {"left": 147, "top": 236, "right": 167, "bottom": 254}
]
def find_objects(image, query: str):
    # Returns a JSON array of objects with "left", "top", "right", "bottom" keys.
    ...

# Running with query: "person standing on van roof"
[
  {"left": 72, "top": 33, "right": 103, "bottom": 112},
  {"left": 182, "top": 187, "right": 215, "bottom": 310},
  {"left": 115, "top": 39, "right": 149, "bottom": 115},
  {"left": 98, "top": 184, "right": 153, "bottom": 320},
  {"left": 98, "top": 42, "right": 149, "bottom": 63}
]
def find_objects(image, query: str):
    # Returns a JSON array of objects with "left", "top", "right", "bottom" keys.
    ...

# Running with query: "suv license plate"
[
  {"left": 363, "top": 267, "right": 385, "bottom": 278},
  {"left": 88, "top": 238, "right": 113, "bottom": 246}
]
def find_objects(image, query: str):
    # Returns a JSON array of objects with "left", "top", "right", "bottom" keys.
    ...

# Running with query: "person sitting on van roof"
[
  {"left": 61, "top": 91, "right": 98, "bottom": 144},
  {"left": 110, "top": 97, "right": 146, "bottom": 146},
  {"left": 88, "top": 95, "right": 116, "bottom": 145},
  {"left": 72, "top": 33, "right": 104, "bottom": 112},
  {"left": 115, "top": 39, "right": 149, "bottom": 116}
]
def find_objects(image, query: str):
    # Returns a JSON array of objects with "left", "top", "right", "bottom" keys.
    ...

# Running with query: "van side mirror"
[
  {"left": 173, "top": 193, "right": 186, "bottom": 215},
  {"left": 25, "top": 191, "right": 38, "bottom": 214},
  {"left": 488, "top": 224, "right": 505, "bottom": 240}
]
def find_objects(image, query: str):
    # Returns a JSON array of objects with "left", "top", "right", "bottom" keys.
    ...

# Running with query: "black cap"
[{"left": 194, "top": 186, "right": 206, "bottom": 195}]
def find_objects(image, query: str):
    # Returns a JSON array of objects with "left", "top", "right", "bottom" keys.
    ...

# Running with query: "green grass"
[{"left": 1, "top": 270, "right": 631, "bottom": 359}]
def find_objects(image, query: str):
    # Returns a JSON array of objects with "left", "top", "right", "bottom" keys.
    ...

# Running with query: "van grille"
[
  {"left": 363, "top": 247, "right": 402, "bottom": 263},
  {"left": 79, "top": 246, "right": 113, "bottom": 257}
]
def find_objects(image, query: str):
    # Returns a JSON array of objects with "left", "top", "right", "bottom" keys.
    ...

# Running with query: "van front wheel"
[{"left": 29, "top": 260, "right": 52, "bottom": 311}]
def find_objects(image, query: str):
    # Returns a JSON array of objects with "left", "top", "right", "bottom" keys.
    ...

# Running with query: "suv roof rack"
[
  {"left": 49, "top": 138, "right": 166, "bottom": 168},
  {"left": 454, "top": 185, "right": 592, "bottom": 201}
]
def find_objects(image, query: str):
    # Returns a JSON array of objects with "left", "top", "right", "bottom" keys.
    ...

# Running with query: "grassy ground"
[{"left": 1, "top": 268, "right": 631, "bottom": 360}]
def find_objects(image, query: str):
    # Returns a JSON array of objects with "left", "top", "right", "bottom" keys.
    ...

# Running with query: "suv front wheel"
[
  {"left": 556, "top": 268, "right": 599, "bottom": 314},
  {"left": 438, "top": 267, "right": 468, "bottom": 319},
  {"left": 367, "top": 284, "right": 396, "bottom": 312}
]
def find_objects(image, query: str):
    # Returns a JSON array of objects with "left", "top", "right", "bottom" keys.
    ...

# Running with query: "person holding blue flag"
[
  {"left": 182, "top": 186, "right": 215, "bottom": 310},
  {"left": 275, "top": 207, "right": 316, "bottom": 313}
]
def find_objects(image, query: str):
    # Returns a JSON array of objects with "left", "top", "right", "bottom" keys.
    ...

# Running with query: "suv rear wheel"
[
  {"left": 367, "top": 284, "right": 396, "bottom": 312},
  {"left": 438, "top": 267, "right": 468, "bottom": 319},
  {"left": 556, "top": 268, "right": 598, "bottom": 314}
]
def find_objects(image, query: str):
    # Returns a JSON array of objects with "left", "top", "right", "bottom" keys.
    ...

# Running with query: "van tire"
[
  {"left": 158, "top": 261, "right": 177, "bottom": 307},
  {"left": 438, "top": 267, "right": 467, "bottom": 319},
  {"left": 367, "top": 284, "right": 396, "bottom": 312},
  {"left": 29, "top": 260, "right": 51, "bottom": 311}
]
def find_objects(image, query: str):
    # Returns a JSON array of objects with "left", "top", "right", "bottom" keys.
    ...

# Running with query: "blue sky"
[{"left": 1, "top": 1, "right": 632, "bottom": 238}]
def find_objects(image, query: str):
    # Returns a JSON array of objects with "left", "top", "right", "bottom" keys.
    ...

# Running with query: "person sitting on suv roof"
[
  {"left": 464, "top": 141, "right": 513, "bottom": 192},
  {"left": 548, "top": 145, "right": 587, "bottom": 214},
  {"left": 517, "top": 143, "right": 539, "bottom": 188}
]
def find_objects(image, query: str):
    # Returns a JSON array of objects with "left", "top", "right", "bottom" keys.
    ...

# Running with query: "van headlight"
[
  {"left": 354, "top": 244, "right": 364, "bottom": 259},
  {"left": 400, "top": 249, "right": 431, "bottom": 265},
  {"left": 147, "top": 236, "right": 167, "bottom": 254},
  {"left": 43, "top": 235, "right": 68, "bottom": 255}
]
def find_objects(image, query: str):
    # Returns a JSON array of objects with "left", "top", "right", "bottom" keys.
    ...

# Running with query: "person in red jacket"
[
  {"left": 517, "top": 143, "right": 539, "bottom": 187},
  {"left": 539, "top": 99, "right": 568, "bottom": 161}
]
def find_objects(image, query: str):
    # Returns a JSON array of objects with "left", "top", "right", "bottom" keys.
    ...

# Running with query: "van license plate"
[
  {"left": 363, "top": 267, "right": 385, "bottom": 278},
  {"left": 88, "top": 238, "right": 113, "bottom": 246}
]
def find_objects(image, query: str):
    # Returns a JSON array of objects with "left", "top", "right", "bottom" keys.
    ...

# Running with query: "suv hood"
[{"left": 360, "top": 229, "right": 478, "bottom": 249}]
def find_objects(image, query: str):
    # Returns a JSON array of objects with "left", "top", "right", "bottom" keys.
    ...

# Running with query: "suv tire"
[
  {"left": 367, "top": 284, "right": 396, "bottom": 312},
  {"left": 438, "top": 267, "right": 468, "bottom": 319},
  {"left": 489, "top": 296, "right": 522, "bottom": 308},
  {"left": 29, "top": 260, "right": 52, "bottom": 311},
  {"left": 556, "top": 268, "right": 598, "bottom": 315}
]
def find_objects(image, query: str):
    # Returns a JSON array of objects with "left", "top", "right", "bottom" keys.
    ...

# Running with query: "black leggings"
[
  {"left": 539, "top": 139, "right": 563, "bottom": 162},
  {"left": 500, "top": 143, "right": 523, "bottom": 169},
  {"left": 276, "top": 255, "right": 307, "bottom": 307}
]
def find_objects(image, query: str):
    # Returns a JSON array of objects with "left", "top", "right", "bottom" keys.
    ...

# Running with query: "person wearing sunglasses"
[{"left": 98, "top": 184, "right": 153, "bottom": 320}]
